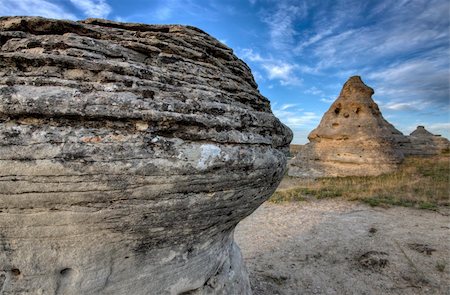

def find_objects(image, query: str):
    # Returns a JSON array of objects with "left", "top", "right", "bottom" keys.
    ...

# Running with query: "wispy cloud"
[
  {"left": 240, "top": 48, "right": 265, "bottom": 62},
  {"left": 279, "top": 104, "right": 298, "bottom": 111},
  {"left": 282, "top": 111, "right": 320, "bottom": 127},
  {"left": 320, "top": 98, "right": 334, "bottom": 104},
  {"left": 273, "top": 104, "right": 320, "bottom": 128},
  {"left": 239, "top": 48, "right": 302, "bottom": 86},
  {"left": 304, "top": 86, "right": 324, "bottom": 96},
  {"left": 295, "top": 28, "right": 333, "bottom": 53},
  {"left": 251, "top": 70, "right": 265, "bottom": 83},
  {"left": 368, "top": 50, "right": 449, "bottom": 111},
  {"left": 0, "top": 0, "right": 77, "bottom": 19},
  {"left": 427, "top": 123, "right": 450, "bottom": 136},
  {"left": 254, "top": 0, "right": 449, "bottom": 118},
  {"left": 405, "top": 122, "right": 450, "bottom": 138},
  {"left": 69, "top": 0, "right": 111, "bottom": 18},
  {"left": 381, "top": 101, "right": 426, "bottom": 112},
  {"left": 154, "top": 6, "right": 172, "bottom": 20},
  {"left": 305, "top": 0, "right": 448, "bottom": 69},
  {"left": 116, "top": 0, "right": 239, "bottom": 25},
  {"left": 305, "top": 87, "right": 336, "bottom": 105},
  {"left": 261, "top": 1, "right": 307, "bottom": 51}
]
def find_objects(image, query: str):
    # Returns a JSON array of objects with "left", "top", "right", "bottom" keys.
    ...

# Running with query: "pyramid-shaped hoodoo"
[
  {"left": 411, "top": 126, "right": 435, "bottom": 137},
  {"left": 289, "top": 76, "right": 408, "bottom": 177}
]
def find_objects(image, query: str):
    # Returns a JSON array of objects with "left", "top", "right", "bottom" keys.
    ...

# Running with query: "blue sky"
[{"left": 1, "top": 0, "right": 449, "bottom": 143}]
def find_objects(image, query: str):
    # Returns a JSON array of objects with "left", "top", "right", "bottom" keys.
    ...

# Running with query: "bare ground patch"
[{"left": 235, "top": 200, "right": 449, "bottom": 295}]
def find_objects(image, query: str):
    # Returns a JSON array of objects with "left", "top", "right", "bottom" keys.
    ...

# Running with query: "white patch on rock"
[
  {"left": 103, "top": 83, "right": 118, "bottom": 91},
  {"left": 135, "top": 121, "right": 148, "bottom": 131},
  {"left": 197, "top": 144, "right": 221, "bottom": 170},
  {"left": 160, "top": 250, "right": 179, "bottom": 264}
]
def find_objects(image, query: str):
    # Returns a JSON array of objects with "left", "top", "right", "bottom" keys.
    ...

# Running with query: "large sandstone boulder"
[
  {"left": 402, "top": 126, "right": 450, "bottom": 155},
  {"left": 289, "top": 76, "right": 406, "bottom": 177},
  {"left": 0, "top": 16, "right": 292, "bottom": 294}
]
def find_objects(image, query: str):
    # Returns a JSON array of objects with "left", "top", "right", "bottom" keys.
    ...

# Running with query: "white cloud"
[
  {"left": 383, "top": 103, "right": 413, "bottom": 111},
  {"left": 273, "top": 105, "right": 320, "bottom": 128},
  {"left": 320, "top": 98, "right": 334, "bottom": 104},
  {"left": 284, "top": 112, "right": 320, "bottom": 127},
  {"left": 239, "top": 48, "right": 302, "bottom": 86},
  {"left": 0, "top": 0, "right": 77, "bottom": 20},
  {"left": 262, "top": 62, "right": 302, "bottom": 86},
  {"left": 304, "top": 86, "right": 324, "bottom": 96},
  {"left": 240, "top": 48, "right": 265, "bottom": 62},
  {"left": 382, "top": 101, "right": 425, "bottom": 112},
  {"left": 263, "top": 63, "right": 292, "bottom": 79},
  {"left": 280, "top": 104, "right": 298, "bottom": 111},
  {"left": 69, "top": 0, "right": 111, "bottom": 18}
]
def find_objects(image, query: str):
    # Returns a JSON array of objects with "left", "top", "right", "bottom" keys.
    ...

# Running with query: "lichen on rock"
[{"left": 0, "top": 16, "right": 292, "bottom": 294}]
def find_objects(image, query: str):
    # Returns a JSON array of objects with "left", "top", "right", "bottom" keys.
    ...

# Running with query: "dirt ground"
[{"left": 235, "top": 199, "right": 450, "bottom": 295}]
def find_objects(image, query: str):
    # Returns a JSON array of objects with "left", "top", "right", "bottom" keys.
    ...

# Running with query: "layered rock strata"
[
  {"left": 402, "top": 126, "right": 450, "bottom": 155},
  {"left": 289, "top": 76, "right": 406, "bottom": 177},
  {"left": 0, "top": 16, "right": 292, "bottom": 294}
]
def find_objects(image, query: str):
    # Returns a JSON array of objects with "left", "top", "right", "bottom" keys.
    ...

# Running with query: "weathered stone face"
[
  {"left": 289, "top": 76, "right": 406, "bottom": 177},
  {"left": 0, "top": 16, "right": 292, "bottom": 294},
  {"left": 402, "top": 126, "right": 450, "bottom": 155}
]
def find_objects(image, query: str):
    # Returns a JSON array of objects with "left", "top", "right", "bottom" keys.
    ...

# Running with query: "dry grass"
[{"left": 271, "top": 155, "right": 450, "bottom": 210}]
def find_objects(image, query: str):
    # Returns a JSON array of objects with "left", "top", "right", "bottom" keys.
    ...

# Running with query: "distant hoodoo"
[
  {"left": 402, "top": 126, "right": 450, "bottom": 155},
  {"left": 289, "top": 76, "right": 407, "bottom": 177},
  {"left": 0, "top": 16, "right": 292, "bottom": 294}
]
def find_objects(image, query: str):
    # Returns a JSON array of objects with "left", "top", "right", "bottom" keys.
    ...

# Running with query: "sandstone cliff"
[
  {"left": 289, "top": 76, "right": 406, "bottom": 177},
  {"left": 0, "top": 16, "right": 292, "bottom": 294}
]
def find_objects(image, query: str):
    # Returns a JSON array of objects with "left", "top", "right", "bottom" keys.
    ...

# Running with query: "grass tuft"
[{"left": 436, "top": 261, "right": 446, "bottom": 272}]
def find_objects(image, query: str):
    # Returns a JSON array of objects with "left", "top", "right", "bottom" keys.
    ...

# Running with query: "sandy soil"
[{"left": 235, "top": 199, "right": 449, "bottom": 295}]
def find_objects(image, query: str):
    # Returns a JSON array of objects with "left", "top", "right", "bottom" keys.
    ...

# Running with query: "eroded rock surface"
[
  {"left": 0, "top": 16, "right": 292, "bottom": 294},
  {"left": 289, "top": 76, "right": 406, "bottom": 177},
  {"left": 402, "top": 126, "right": 450, "bottom": 156}
]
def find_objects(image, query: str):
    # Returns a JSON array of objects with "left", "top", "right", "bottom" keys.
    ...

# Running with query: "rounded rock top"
[{"left": 0, "top": 16, "right": 291, "bottom": 295}]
